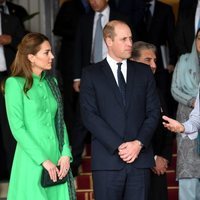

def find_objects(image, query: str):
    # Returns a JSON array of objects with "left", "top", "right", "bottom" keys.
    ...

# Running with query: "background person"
[
  {"left": 170, "top": 28, "right": 200, "bottom": 200},
  {"left": 132, "top": 41, "right": 173, "bottom": 200}
]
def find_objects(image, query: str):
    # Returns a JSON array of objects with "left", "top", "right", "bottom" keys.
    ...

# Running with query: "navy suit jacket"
[
  {"left": 80, "top": 59, "right": 160, "bottom": 170},
  {"left": 73, "top": 8, "right": 128, "bottom": 79}
]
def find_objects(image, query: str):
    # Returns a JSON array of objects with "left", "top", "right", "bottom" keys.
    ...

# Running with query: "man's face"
[
  {"left": 107, "top": 23, "right": 133, "bottom": 62},
  {"left": 136, "top": 49, "right": 157, "bottom": 73},
  {"left": 88, "top": 0, "right": 107, "bottom": 12}
]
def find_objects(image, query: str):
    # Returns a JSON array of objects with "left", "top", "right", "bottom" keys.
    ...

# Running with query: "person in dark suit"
[
  {"left": 108, "top": 0, "right": 145, "bottom": 40},
  {"left": 175, "top": 0, "right": 198, "bottom": 56},
  {"left": 53, "top": 0, "right": 90, "bottom": 142},
  {"left": 71, "top": 0, "right": 128, "bottom": 177},
  {"left": 137, "top": 0, "right": 177, "bottom": 118},
  {"left": 132, "top": 41, "right": 173, "bottom": 200},
  {"left": 0, "top": 0, "right": 28, "bottom": 29},
  {"left": 80, "top": 20, "right": 160, "bottom": 200},
  {"left": 0, "top": 11, "right": 25, "bottom": 180}
]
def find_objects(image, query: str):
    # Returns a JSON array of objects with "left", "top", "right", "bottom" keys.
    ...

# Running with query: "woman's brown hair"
[{"left": 4, "top": 32, "right": 49, "bottom": 94}]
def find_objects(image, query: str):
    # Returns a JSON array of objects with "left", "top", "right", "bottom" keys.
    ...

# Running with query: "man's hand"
[
  {"left": 0, "top": 35, "right": 12, "bottom": 45},
  {"left": 118, "top": 140, "right": 142, "bottom": 163},
  {"left": 162, "top": 115, "right": 185, "bottom": 133},
  {"left": 152, "top": 156, "right": 168, "bottom": 175},
  {"left": 73, "top": 80, "right": 81, "bottom": 92}
]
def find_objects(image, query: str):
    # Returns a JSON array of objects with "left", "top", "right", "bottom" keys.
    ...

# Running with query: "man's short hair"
[{"left": 132, "top": 41, "right": 157, "bottom": 60}]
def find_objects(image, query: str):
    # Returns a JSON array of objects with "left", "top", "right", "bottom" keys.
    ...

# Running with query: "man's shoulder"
[{"left": 127, "top": 60, "right": 151, "bottom": 72}]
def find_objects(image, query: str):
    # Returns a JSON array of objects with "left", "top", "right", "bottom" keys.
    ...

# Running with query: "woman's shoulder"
[{"left": 5, "top": 76, "right": 25, "bottom": 87}]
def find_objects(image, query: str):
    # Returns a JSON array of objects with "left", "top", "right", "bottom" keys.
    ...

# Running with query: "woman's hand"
[
  {"left": 42, "top": 160, "right": 59, "bottom": 182},
  {"left": 162, "top": 115, "right": 185, "bottom": 133},
  {"left": 57, "top": 156, "right": 70, "bottom": 180}
]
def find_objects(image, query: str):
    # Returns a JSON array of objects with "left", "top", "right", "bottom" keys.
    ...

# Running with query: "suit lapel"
[{"left": 101, "top": 59, "right": 125, "bottom": 107}]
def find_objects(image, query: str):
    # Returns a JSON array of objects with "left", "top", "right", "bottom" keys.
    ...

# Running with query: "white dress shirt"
[{"left": 106, "top": 54, "right": 127, "bottom": 85}]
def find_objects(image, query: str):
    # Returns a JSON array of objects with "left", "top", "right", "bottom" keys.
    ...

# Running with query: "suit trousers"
[
  {"left": 149, "top": 172, "right": 168, "bottom": 200},
  {"left": 92, "top": 166, "right": 150, "bottom": 200}
]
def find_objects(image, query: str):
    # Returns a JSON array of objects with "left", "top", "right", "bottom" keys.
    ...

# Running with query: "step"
[
  {"left": 168, "top": 186, "right": 178, "bottom": 200},
  {"left": 168, "top": 154, "right": 177, "bottom": 170},
  {"left": 76, "top": 189, "right": 94, "bottom": 200},
  {"left": 76, "top": 174, "right": 93, "bottom": 190},
  {"left": 166, "top": 170, "right": 178, "bottom": 186}
]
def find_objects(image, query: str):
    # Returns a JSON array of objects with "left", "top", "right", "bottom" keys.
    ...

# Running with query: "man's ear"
[
  {"left": 105, "top": 37, "right": 113, "bottom": 47},
  {"left": 27, "top": 54, "right": 35, "bottom": 63}
]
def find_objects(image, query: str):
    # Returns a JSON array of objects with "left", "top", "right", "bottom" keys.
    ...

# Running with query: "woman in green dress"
[{"left": 3, "top": 32, "right": 75, "bottom": 200}]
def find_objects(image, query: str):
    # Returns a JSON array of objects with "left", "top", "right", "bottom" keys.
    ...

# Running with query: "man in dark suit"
[
  {"left": 108, "top": 0, "right": 145, "bottom": 40},
  {"left": 80, "top": 20, "right": 160, "bottom": 200},
  {"left": 53, "top": 0, "right": 90, "bottom": 143},
  {"left": 0, "top": 11, "right": 25, "bottom": 180},
  {"left": 0, "top": 0, "right": 28, "bottom": 29},
  {"left": 132, "top": 41, "right": 173, "bottom": 200},
  {"left": 71, "top": 0, "right": 128, "bottom": 176},
  {"left": 137, "top": 0, "right": 177, "bottom": 118},
  {"left": 175, "top": 0, "right": 198, "bottom": 55}
]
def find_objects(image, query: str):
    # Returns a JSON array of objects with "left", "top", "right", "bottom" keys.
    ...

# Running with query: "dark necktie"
[
  {"left": 145, "top": 3, "right": 152, "bottom": 31},
  {"left": 117, "top": 62, "right": 126, "bottom": 105},
  {"left": 92, "top": 13, "right": 103, "bottom": 63},
  {"left": 0, "top": 5, "right": 4, "bottom": 13}
]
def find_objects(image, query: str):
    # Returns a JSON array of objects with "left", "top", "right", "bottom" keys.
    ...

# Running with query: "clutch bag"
[{"left": 41, "top": 166, "right": 68, "bottom": 187}]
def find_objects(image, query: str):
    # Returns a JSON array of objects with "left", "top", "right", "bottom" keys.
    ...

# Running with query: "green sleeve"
[{"left": 61, "top": 122, "right": 73, "bottom": 162}]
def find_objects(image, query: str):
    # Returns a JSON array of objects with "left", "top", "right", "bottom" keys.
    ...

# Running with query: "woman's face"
[
  {"left": 196, "top": 31, "right": 200, "bottom": 53},
  {"left": 29, "top": 41, "right": 54, "bottom": 76}
]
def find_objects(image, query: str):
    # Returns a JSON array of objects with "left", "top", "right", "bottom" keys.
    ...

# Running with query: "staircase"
[{"left": 75, "top": 140, "right": 178, "bottom": 200}]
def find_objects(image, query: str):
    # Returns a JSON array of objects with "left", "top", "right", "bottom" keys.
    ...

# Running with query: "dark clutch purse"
[{"left": 41, "top": 166, "right": 68, "bottom": 187}]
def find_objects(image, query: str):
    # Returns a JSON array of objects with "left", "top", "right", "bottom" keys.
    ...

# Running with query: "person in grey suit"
[{"left": 80, "top": 20, "right": 160, "bottom": 200}]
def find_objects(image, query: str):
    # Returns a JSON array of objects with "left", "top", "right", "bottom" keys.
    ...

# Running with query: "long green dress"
[{"left": 5, "top": 74, "right": 72, "bottom": 200}]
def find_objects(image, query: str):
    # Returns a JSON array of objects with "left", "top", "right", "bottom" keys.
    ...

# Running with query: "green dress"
[{"left": 5, "top": 74, "right": 72, "bottom": 200}]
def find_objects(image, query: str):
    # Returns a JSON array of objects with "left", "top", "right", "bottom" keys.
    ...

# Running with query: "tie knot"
[
  {"left": 117, "top": 62, "right": 122, "bottom": 70},
  {"left": 98, "top": 13, "right": 103, "bottom": 19}
]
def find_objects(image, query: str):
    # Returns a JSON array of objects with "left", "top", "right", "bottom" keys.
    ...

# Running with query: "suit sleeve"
[
  {"left": 136, "top": 70, "right": 160, "bottom": 148},
  {"left": 5, "top": 78, "right": 48, "bottom": 165},
  {"left": 80, "top": 69, "right": 123, "bottom": 154}
]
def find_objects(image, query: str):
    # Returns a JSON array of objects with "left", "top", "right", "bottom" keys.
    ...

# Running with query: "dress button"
[
  {"left": 46, "top": 123, "right": 50, "bottom": 126},
  {"left": 45, "top": 109, "right": 49, "bottom": 113},
  {"left": 48, "top": 136, "right": 53, "bottom": 140},
  {"left": 43, "top": 96, "right": 47, "bottom": 100}
]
